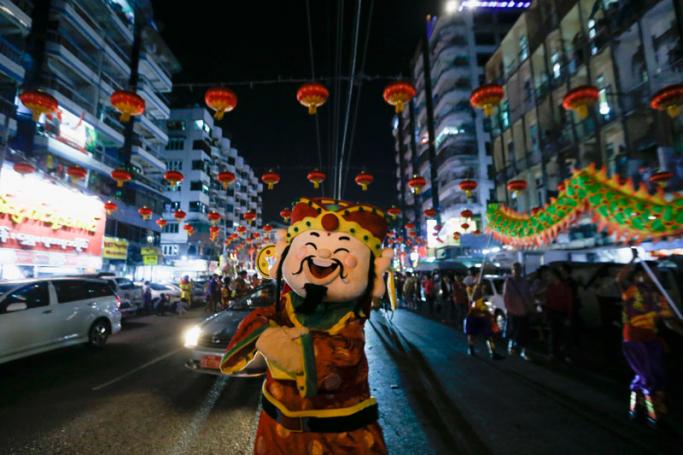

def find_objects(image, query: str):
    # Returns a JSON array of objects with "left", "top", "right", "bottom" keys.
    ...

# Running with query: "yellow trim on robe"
[
  {"left": 261, "top": 382, "right": 377, "bottom": 418},
  {"left": 284, "top": 294, "right": 357, "bottom": 335}
]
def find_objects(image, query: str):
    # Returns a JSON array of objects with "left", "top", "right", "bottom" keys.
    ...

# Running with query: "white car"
[
  {"left": 148, "top": 282, "right": 181, "bottom": 304},
  {"left": 480, "top": 275, "right": 507, "bottom": 328},
  {"left": 0, "top": 278, "right": 122, "bottom": 365}
]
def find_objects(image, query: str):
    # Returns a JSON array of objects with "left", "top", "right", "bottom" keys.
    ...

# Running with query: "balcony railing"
[{"left": 0, "top": 36, "right": 23, "bottom": 65}]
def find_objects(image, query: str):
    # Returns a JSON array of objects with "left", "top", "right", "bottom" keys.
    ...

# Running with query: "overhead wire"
[
  {"left": 341, "top": 0, "right": 374, "bottom": 197},
  {"left": 331, "top": 0, "right": 345, "bottom": 197},
  {"left": 305, "top": 0, "right": 323, "bottom": 173},
  {"left": 336, "top": 0, "right": 363, "bottom": 199}
]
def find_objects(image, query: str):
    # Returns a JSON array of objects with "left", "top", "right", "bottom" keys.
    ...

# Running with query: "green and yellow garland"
[{"left": 486, "top": 164, "right": 683, "bottom": 247}]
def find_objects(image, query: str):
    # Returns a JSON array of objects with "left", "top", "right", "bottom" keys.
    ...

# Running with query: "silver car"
[{"left": 183, "top": 282, "right": 274, "bottom": 376}]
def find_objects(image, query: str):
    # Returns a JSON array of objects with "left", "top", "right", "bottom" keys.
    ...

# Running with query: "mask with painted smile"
[{"left": 283, "top": 230, "right": 372, "bottom": 302}]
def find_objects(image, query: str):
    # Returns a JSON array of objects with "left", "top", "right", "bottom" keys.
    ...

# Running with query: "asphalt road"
[{"left": 1, "top": 307, "right": 681, "bottom": 454}]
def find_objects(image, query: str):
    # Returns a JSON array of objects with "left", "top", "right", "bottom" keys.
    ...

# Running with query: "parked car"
[
  {"left": 479, "top": 275, "right": 507, "bottom": 328},
  {"left": 77, "top": 274, "right": 143, "bottom": 318},
  {"left": 0, "top": 278, "right": 122, "bottom": 365},
  {"left": 183, "top": 282, "right": 275, "bottom": 375},
  {"left": 148, "top": 282, "right": 181, "bottom": 305}
]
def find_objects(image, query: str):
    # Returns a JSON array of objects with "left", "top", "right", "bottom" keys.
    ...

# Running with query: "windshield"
[
  {"left": 229, "top": 284, "right": 276, "bottom": 310},
  {"left": 0, "top": 283, "right": 20, "bottom": 296},
  {"left": 150, "top": 283, "right": 169, "bottom": 291}
]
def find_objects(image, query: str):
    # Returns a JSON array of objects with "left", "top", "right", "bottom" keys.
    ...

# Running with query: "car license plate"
[{"left": 200, "top": 355, "right": 222, "bottom": 370}]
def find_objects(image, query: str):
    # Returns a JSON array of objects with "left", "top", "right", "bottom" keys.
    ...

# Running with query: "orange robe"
[{"left": 221, "top": 292, "right": 387, "bottom": 455}]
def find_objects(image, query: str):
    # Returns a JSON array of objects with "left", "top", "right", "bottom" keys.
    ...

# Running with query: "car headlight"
[{"left": 183, "top": 325, "right": 202, "bottom": 348}]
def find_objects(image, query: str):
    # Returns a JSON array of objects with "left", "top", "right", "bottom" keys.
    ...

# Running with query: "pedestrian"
[
  {"left": 438, "top": 273, "right": 452, "bottom": 319},
  {"left": 422, "top": 273, "right": 434, "bottom": 315},
  {"left": 617, "top": 261, "right": 673, "bottom": 426},
  {"left": 156, "top": 293, "right": 168, "bottom": 316},
  {"left": 142, "top": 281, "right": 152, "bottom": 315},
  {"left": 464, "top": 283, "right": 504, "bottom": 359},
  {"left": 233, "top": 270, "right": 250, "bottom": 297},
  {"left": 452, "top": 275, "right": 469, "bottom": 329},
  {"left": 463, "top": 267, "right": 478, "bottom": 289},
  {"left": 402, "top": 272, "right": 416, "bottom": 309},
  {"left": 560, "top": 263, "right": 582, "bottom": 350},
  {"left": 221, "top": 276, "right": 232, "bottom": 309},
  {"left": 205, "top": 276, "right": 218, "bottom": 313},
  {"left": 250, "top": 273, "right": 261, "bottom": 288},
  {"left": 543, "top": 268, "right": 573, "bottom": 361},
  {"left": 179, "top": 275, "right": 193, "bottom": 310},
  {"left": 503, "top": 262, "right": 533, "bottom": 360}
]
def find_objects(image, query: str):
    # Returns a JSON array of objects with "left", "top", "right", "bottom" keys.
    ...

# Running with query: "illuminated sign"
[
  {"left": 459, "top": 1, "right": 530, "bottom": 10},
  {"left": 103, "top": 237, "right": 129, "bottom": 260},
  {"left": 141, "top": 247, "right": 159, "bottom": 265},
  {"left": 0, "top": 165, "right": 105, "bottom": 266}
]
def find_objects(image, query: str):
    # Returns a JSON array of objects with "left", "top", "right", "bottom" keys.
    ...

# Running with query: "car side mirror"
[{"left": 6, "top": 302, "right": 28, "bottom": 312}]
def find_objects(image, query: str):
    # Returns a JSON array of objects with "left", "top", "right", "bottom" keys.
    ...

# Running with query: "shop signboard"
[
  {"left": 0, "top": 165, "right": 105, "bottom": 270},
  {"left": 103, "top": 237, "right": 129, "bottom": 260},
  {"left": 141, "top": 247, "right": 158, "bottom": 265}
]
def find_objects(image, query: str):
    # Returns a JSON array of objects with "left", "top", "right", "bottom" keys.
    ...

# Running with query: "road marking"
[{"left": 91, "top": 348, "right": 182, "bottom": 391}]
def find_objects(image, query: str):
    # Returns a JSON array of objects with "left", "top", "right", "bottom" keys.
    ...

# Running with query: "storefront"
[{"left": 0, "top": 164, "right": 105, "bottom": 279}]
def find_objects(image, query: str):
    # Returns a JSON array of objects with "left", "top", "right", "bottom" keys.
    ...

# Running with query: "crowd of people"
[
  {"left": 393, "top": 259, "right": 679, "bottom": 427},
  {"left": 200, "top": 270, "right": 263, "bottom": 314}
]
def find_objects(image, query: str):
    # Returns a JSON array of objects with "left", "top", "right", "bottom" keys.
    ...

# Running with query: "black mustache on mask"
[
  {"left": 298, "top": 283, "right": 328, "bottom": 315},
  {"left": 292, "top": 255, "right": 347, "bottom": 279}
]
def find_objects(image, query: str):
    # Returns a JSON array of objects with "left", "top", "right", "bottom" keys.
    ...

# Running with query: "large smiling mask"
[{"left": 272, "top": 198, "right": 393, "bottom": 303}]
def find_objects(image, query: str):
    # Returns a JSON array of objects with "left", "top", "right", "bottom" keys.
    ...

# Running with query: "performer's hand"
[{"left": 256, "top": 326, "right": 309, "bottom": 374}]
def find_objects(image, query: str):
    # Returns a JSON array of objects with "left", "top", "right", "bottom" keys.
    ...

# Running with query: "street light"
[{"left": 445, "top": 0, "right": 458, "bottom": 14}]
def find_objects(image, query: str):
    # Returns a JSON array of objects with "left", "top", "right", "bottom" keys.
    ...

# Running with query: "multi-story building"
[
  {"left": 0, "top": 0, "right": 31, "bottom": 140},
  {"left": 1, "top": 0, "right": 179, "bottom": 277},
  {"left": 485, "top": 0, "right": 682, "bottom": 247},
  {"left": 393, "top": 6, "right": 523, "bottom": 244},
  {"left": 160, "top": 107, "right": 262, "bottom": 274}
]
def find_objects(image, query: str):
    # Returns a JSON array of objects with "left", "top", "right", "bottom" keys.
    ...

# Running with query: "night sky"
[{"left": 152, "top": 0, "right": 440, "bottom": 222}]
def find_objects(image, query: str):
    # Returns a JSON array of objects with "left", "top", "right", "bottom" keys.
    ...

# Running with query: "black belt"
[{"left": 261, "top": 393, "right": 378, "bottom": 433}]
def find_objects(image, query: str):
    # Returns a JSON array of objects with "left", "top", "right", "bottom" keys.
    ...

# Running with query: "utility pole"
[
  {"left": 421, "top": 15, "right": 441, "bottom": 226},
  {"left": 120, "top": 11, "right": 144, "bottom": 167}
]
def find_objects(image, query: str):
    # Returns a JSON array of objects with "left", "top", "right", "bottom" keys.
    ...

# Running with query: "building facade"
[
  {"left": 0, "top": 0, "right": 179, "bottom": 277},
  {"left": 393, "top": 6, "right": 522, "bottom": 245},
  {"left": 160, "top": 107, "right": 262, "bottom": 273},
  {"left": 485, "top": 0, "right": 682, "bottom": 248}
]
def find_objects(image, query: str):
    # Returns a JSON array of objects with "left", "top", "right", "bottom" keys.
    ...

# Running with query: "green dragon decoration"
[{"left": 486, "top": 163, "right": 683, "bottom": 247}]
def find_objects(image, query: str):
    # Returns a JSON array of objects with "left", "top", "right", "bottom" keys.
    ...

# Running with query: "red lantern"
[
  {"left": 459, "top": 179, "right": 477, "bottom": 198},
  {"left": 307, "top": 169, "right": 326, "bottom": 189},
  {"left": 650, "top": 84, "right": 683, "bottom": 118},
  {"left": 433, "top": 224, "right": 442, "bottom": 232},
  {"left": 461, "top": 223, "right": 470, "bottom": 231},
  {"left": 296, "top": 82, "right": 329, "bottom": 115},
  {"left": 280, "top": 208, "right": 292, "bottom": 222},
  {"left": 408, "top": 230, "right": 417, "bottom": 238},
  {"left": 111, "top": 168, "right": 132, "bottom": 187},
  {"left": 507, "top": 179, "right": 528, "bottom": 195},
  {"left": 355, "top": 171, "right": 374, "bottom": 191},
  {"left": 263, "top": 224, "right": 273, "bottom": 233},
  {"left": 460, "top": 209, "right": 473, "bottom": 219},
  {"left": 138, "top": 206, "right": 153, "bottom": 221},
  {"left": 243, "top": 210, "right": 257, "bottom": 224},
  {"left": 205, "top": 87, "right": 237, "bottom": 120},
  {"left": 207, "top": 211, "right": 221, "bottom": 225},
  {"left": 111, "top": 90, "right": 145, "bottom": 122},
  {"left": 156, "top": 218, "right": 167, "bottom": 229},
  {"left": 104, "top": 200, "right": 118, "bottom": 216},
  {"left": 470, "top": 84, "right": 504, "bottom": 117},
  {"left": 164, "top": 170, "right": 184, "bottom": 188},
  {"left": 649, "top": 170, "right": 674, "bottom": 187},
  {"left": 209, "top": 225, "right": 220, "bottom": 241},
  {"left": 423, "top": 208, "right": 437, "bottom": 219},
  {"left": 531, "top": 207, "right": 542, "bottom": 216},
  {"left": 473, "top": 230, "right": 481, "bottom": 236},
  {"left": 13, "top": 161, "right": 35, "bottom": 175},
  {"left": 562, "top": 85, "right": 599, "bottom": 120},
  {"left": 383, "top": 81, "right": 416, "bottom": 113},
  {"left": 236, "top": 225, "right": 247, "bottom": 234},
  {"left": 19, "top": 90, "right": 58, "bottom": 121},
  {"left": 66, "top": 165, "right": 87, "bottom": 182},
  {"left": 217, "top": 171, "right": 236, "bottom": 190},
  {"left": 183, "top": 224, "right": 195, "bottom": 236},
  {"left": 407, "top": 175, "right": 426, "bottom": 195},
  {"left": 261, "top": 170, "right": 281, "bottom": 190},
  {"left": 174, "top": 209, "right": 186, "bottom": 221},
  {"left": 387, "top": 206, "right": 401, "bottom": 218},
  {"left": 405, "top": 222, "right": 415, "bottom": 231}
]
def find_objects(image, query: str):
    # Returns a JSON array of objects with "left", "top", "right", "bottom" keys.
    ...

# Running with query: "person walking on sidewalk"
[
  {"left": 503, "top": 262, "right": 533, "bottom": 360},
  {"left": 617, "top": 261, "right": 673, "bottom": 426},
  {"left": 452, "top": 275, "right": 469, "bottom": 330},
  {"left": 422, "top": 273, "right": 434, "bottom": 315},
  {"left": 402, "top": 272, "right": 417, "bottom": 309},
  {"left": 543, "top": 268, "right": 573, "bottom": 362},
  {"left": 465, "top": 283, "right": 504, "bottom": 359}
]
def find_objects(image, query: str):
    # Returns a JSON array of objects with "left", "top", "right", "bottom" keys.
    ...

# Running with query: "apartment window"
[
  {"left": 475, "top": 32, "right": 495, "bottom": 46},
  {"left": 227, "top": 157, "right": 236, "bottom": 166},
  {"left": 193, "top": 119, "right": 211, "bottom": 135},
  {"left": 519, "top": 35, "right": 529, "bottom": 61},
  {"left": 501, "top": 100, "right": 510, "bottom": 129},
  {"left": 163, "top": 223, "right": 179, "bottom": 234},
  {"left": 169, "top": 201, "right": 181, "bottom": 211},
  {"left": 166, "top": 160, "right": 182, "bottom": 171},
  {"left": 189, "top": 201, "right": 207, "bottom": 213},
  {"left": 529, "top": 124, "right": 540, "bottom": 153},
  {"left": 535, "top": 175, "right": 544, "bottom": 205},
  {"left": 476, "top": 53, "right": 492, "bottom": 67},
  {"left": 167, "top": 120, "right": 186, "bottom": 131},
  {"left": 192, "top": 139, "right": 212, "bottom": 155},
  {"left": 162, "top": 244, "right": 179, "bottom": 256},
  {"left": 165, "top": 138, "right": 184, "bottom": 150},
  {"left": 596, "top": 75, "right": 611, "bottom": 116},
  {"left": 551, "top": 51, "right": 562, "bottom": 79},
  {"left": 191, "top": 160, "right": 205, "bottom": 171},
  {"left": 190, "top": 180, "right": 209, "bottom": 194}
]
